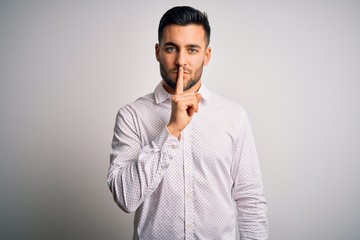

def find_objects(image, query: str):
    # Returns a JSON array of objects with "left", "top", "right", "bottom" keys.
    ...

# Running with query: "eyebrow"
[
  {"left": 164, "top": 42, "right": 202, "bottom": 49},
  {"left": 187, "top": 44, "right": 201, "bottom": 49}
]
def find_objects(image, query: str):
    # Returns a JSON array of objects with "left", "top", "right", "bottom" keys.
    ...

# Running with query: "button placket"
[{"left": 183, "top": 125, "right": 194, "bottom": 239}]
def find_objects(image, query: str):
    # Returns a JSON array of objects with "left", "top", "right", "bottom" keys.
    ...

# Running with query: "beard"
[{"left": 160, "top": 62, "right": 204, "bottom": 91}]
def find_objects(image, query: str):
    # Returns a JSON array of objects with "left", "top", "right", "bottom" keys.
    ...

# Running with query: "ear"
[
  {"left": 203, "top": 47, "right": 211, "bottom": 66},
  {"left": 155, "top": 43, "right": 160, "bottom": 62}
]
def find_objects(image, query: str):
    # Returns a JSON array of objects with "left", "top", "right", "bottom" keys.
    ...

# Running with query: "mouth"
[{"left": 171, "top": 71, "right": 190, "bottom": 74}]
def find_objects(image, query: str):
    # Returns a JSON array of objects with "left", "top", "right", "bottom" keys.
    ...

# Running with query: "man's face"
[{"left": 156, "top": 24, "right": 211, "bottom": 92}]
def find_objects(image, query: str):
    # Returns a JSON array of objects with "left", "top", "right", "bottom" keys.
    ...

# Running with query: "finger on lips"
[
  {"left": 173, "top": 66, "right": 202, "bottom": 116},
  {"left": 175, "top": 66, "right": 184, "bottom": 95}
]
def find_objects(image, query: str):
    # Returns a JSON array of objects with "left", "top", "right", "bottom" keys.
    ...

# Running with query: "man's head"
[
  {"left": 156, "top": 6, "right": 212, "bottom": 93},
  {"left": 158, "top": 6, "right": 211, "bottom": 47}
]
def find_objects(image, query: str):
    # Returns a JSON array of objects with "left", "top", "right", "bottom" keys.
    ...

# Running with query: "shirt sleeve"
[
  {"left": 231, "top": 110, "right": 269, "bottom": 239},
  {"left": 107, "top": 106, "right": 179, "bottom": 213}
]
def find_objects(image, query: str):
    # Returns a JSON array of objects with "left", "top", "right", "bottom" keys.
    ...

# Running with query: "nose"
[{"left": 175, "top": 49, "right": 186, "bottom": 67}]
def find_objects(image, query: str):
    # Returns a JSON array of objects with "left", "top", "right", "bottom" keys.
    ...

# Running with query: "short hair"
[{"left": 158, "top": 6, "right": 211, "bottom": 46}]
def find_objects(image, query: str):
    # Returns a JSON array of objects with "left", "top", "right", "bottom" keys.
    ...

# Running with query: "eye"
[
  {"left": 188, "top": 48, "right": 199, "bottom": 54},
  {"left": 165, "top": 46, "right": 176, "bottom": 53}
]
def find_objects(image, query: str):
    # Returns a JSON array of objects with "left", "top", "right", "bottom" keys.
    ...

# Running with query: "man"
[{"left": 107, "top": 6, "right": 268, "bottom": 239}]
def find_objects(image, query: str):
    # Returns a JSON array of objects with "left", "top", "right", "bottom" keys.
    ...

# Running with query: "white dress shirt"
[{"left": 107, "top": 83, "right": 268, "bottom": 239}]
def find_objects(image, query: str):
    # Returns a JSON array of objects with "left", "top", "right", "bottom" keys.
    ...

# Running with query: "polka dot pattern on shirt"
[{"left": 107, "top": 83, "right": 268, "bottom": 239}]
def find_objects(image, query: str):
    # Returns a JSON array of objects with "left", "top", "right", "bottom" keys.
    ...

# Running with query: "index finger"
[{"left": 175, "top": 66, "right": 184, "bottom": 95}]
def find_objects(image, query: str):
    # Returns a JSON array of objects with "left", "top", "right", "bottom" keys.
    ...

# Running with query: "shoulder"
[
  {"left": 116, "top": 92, "right": 155, "bottom": 120},
  {"left": 119, "top": 92, "right": 155, "bottom": 111},
  {"left": 208, "top": 92, "right": 247, "bottom": 119}
]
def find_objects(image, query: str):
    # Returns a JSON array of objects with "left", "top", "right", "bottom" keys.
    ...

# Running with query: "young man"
[{"left": 107, "top": 6, "right": 268, "bottom": 239}]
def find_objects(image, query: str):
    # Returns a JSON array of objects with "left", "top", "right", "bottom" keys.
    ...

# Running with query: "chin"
[{"left": 163, "top": 78, "right": 177, "bottom": 90}]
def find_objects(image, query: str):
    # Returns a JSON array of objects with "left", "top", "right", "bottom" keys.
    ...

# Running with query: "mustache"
[{"left": 170, "top": 67, "right": 191, "bottom": 74}]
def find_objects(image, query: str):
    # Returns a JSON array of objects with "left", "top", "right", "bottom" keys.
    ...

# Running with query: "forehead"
[{"left": 160, "top": 24, "right": 206, "bottom": 46}]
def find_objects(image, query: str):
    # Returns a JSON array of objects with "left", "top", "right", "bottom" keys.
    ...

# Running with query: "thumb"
[
  {"left": 195, "top": 93, "right": 202, "bottom": 113},
  {"left": 195, "top": 93, "right": 202, "bottom": 103}
]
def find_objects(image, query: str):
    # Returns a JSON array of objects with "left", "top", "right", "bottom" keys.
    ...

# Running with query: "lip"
[{"left": 172, "top": 71, "right": 190, "bottom": 74}]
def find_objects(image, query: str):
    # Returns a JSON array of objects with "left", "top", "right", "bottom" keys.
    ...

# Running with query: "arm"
[
  {"left": 108, "top": 67, "right": 201, "bottom": 213},
  {"left": 231, "top": 110, "right": 269, "bottom": 239},
  {"left": 107, "top": 106, "right": 179, "bottom": 213}
]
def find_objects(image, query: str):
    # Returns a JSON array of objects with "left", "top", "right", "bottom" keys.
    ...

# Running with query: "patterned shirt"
[{"left": 107, "top": 83, "right": 268, "bottom": 239}]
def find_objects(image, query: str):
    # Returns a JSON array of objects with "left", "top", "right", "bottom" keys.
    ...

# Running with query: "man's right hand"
[{"left": 167, "top": 66, "right": 202, "bottom": 138}]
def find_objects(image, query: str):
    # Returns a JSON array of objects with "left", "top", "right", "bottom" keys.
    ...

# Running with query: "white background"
[{"left": 1, "top": 0, "right": 359, "bottom": 239}]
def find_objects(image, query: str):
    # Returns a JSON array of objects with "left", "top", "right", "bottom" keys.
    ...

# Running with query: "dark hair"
[{"left": 158, "top": 6, "right": 211, "bottom": 46}]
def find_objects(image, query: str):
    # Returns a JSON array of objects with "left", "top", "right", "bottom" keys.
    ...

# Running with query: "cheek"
[
  {"left": 160, "top": 55, "right": 174, "bottom": 67},
  {"left": 190, "top": 56, "right": 205, "bottom": 68}
]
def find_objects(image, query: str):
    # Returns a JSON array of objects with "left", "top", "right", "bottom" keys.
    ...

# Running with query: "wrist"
[{"left": 166, "top": 124, "right": 181, "bottom": 139}]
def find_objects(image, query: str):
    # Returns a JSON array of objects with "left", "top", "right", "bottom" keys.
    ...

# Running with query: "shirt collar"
[{"left": 154, "top": 82, "right": 212, "bottom": 104}]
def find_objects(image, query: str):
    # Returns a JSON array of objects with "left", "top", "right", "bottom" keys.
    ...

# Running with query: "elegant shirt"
[{"left": 107, "top": 83, "right": 268, "bottom": 240}]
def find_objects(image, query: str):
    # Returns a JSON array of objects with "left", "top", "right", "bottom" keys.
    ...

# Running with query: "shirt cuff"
[{"left": 152, "top": 127, "right": 180, "bottom": 169}]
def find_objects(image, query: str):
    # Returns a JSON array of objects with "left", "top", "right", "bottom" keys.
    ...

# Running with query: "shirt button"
[
  {"left": 186, "top": 224, "right": 192, "bottom": 229},
  {"left": 186, "top": 193, "right": 191, "bottom": 199},
  {"left": 171, "top": 144, "right": 177, "bottom": 149}
]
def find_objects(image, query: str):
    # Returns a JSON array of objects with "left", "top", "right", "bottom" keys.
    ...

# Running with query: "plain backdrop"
[{"left": 1, "top": 0, "right": 359, "bottom": 239}]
